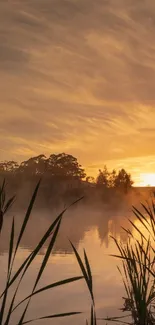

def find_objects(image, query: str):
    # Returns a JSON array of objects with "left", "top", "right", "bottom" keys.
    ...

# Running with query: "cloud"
[{"left": 0, "top": 0, "right": 155, "bottom": 182}]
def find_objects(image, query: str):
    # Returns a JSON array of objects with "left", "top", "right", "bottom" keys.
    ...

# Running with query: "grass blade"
[
  {"left": 84, "top": 249, "right": 92, "bottom": 290},
  {"left": 4, "top": 196, "right": 16, "bottom": 215},
  {"left": 17, "top": 218, "right": 62, "bottom": 324},
  {"left": 70, "top": 241, "right": 94, "bottom": 304},
  {"left": 20, "top": 312, "right": 82, "bottom": 325},
  {"left": 12, "top": 276, "right": 84, "bottom": 313},
  {"left": 15, "top": 180, "right": 41, "bottom": 255},
  {"left": 8, "top": 217, "right": 15, "bottom": 274},
  {"left": 1, "top": 209, "right": 65, "bottom": 300},
  {"left": 0, "top": 217, "right": 15, "bottom": 324}
]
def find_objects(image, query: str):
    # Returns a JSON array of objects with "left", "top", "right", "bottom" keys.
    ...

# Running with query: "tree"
[
  {"left": 18, "top": 155, "right": 47, "bottom": 175},
  {"left": 0, "top": 161, "right": 19, "bottom": 173},
  {"left": 96, "top": 166, "right": 133, "bottom": 193},
  {"left": 108, "top": 169, "right": 117, "bottom": 188},
  {"left": 86, "top": 176, "right": 95, "bottom": 184},
  {"left": 114, "top": 168, "right": 134, "bottom": 193},
  {"left": 96, "top": 166, "right": 109, "bottom": 188},
  {"left": 47, "top": 153, "right": 86, "bottom": 180}
]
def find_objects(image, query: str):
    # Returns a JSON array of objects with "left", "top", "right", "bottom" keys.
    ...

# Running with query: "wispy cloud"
[{"left": 0, "top": 0, "right": 155, "bottom": 182}]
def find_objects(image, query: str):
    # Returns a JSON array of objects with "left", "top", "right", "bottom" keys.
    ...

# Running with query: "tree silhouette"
[
  {"left": 86, "top": 176, "right": 95, "bottom": 184},
  {"left": 47, "top": 153, "right": 86, "bottom": 180},
  {"left": 108, "top": 169, "right": 117, "bottom": 188},
  {"left": 0, "top": 161, "right": 19, "bottom": 173},
  {"left": 96, "top": 166, "right": 109, "bottom": 188},
  {"left": 18, "top": 155, "right": 47, "bottom": 175},
  {"left": 114, "top": 168, "right": 134, "bottom": 193},
  {"left": 96, "top": 167, "right": 133, "bottom": 193},
  {"left": 0, "top": 153, "right": 134, "bottom": 203}
]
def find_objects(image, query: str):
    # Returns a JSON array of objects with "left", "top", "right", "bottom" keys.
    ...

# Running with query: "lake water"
[{"left": 0, "top": 205, "right": 140, "bottom": 325}]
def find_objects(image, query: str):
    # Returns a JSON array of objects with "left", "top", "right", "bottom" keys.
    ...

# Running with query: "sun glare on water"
[{"left": 140, "top": 173, "right": 155, "bottom": 187}]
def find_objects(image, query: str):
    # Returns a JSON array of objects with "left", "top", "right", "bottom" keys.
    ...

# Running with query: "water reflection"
[
  {"left": 0, "top": 205, "right": 136, "bottom": 325},
  {"left": 0, "top": 205, "right": 134, "bottom": 255}
]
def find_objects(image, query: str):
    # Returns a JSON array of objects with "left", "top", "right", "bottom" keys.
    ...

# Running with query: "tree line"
[{"left": 0, "top": 152, "right": 133, "bottom": 193}]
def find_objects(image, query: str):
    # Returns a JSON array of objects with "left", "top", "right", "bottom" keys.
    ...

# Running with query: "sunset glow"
[
  {"left": 1, "top": 1, "right": 155, "bottom": 184},
  {"left": 139, "top": 173, "right": 155, "bottom": 187}
]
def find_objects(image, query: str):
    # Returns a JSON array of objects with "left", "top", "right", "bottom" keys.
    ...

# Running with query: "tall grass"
[
  {"left": 4, "top": 181, "right": 155, "bottom": 325},
  {"left": 104, "top": 198, "right": 155, "bottom": 325},
  {"left": 0, "top": 180, "right": 96, "bottom": 325}
]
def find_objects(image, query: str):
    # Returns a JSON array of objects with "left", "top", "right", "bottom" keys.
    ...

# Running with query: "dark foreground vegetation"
[
  {"left": 0, "top": 180, "right": 96, "bottom": 325},
  {"left": 0, "top": 153, "right": 134, "bottom": 210},
  {"left": 1, "top": 179, "right": 155, "bottom": 325}
]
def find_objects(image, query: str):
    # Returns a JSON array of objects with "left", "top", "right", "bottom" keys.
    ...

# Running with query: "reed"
[
  {"left": 0, "top": 180, "right": 95, "bottom": 325},
  {"left": 105, "top": 198, "right": 155, "bottom": 325}
]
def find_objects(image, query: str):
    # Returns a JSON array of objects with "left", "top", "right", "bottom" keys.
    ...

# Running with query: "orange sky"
[{"left": 1, "top": 0, "right": 155, "bottom": 186}]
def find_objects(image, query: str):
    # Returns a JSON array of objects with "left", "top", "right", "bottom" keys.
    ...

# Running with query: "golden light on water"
[{"left": 140, "top": 173, "right": 155, "bottom": 187}]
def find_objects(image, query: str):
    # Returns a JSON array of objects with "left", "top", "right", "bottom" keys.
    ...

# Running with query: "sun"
[{"left": 140, "top": 173, "right": 155, "bottom": 187}]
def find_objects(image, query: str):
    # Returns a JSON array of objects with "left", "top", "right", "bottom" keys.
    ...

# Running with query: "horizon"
[
  {"left": 1, "top": 1, "right": 155, "bottom": 187},
  {"left": 1, "top": 152, "right": 155, "bottom": 187}
]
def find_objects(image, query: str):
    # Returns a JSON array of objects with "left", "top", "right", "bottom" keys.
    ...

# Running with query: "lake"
[{"left": 0, "top": 204, "right": 139, "bottom": 325}]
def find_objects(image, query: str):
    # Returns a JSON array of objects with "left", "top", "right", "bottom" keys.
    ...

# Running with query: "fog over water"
[{"left": 0, "top": 191, "right": 149, "bottom": 325}]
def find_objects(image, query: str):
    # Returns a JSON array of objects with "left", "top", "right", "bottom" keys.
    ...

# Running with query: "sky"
[{"left": 1, "top": 0, "right": 155, "bottom": 185}]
